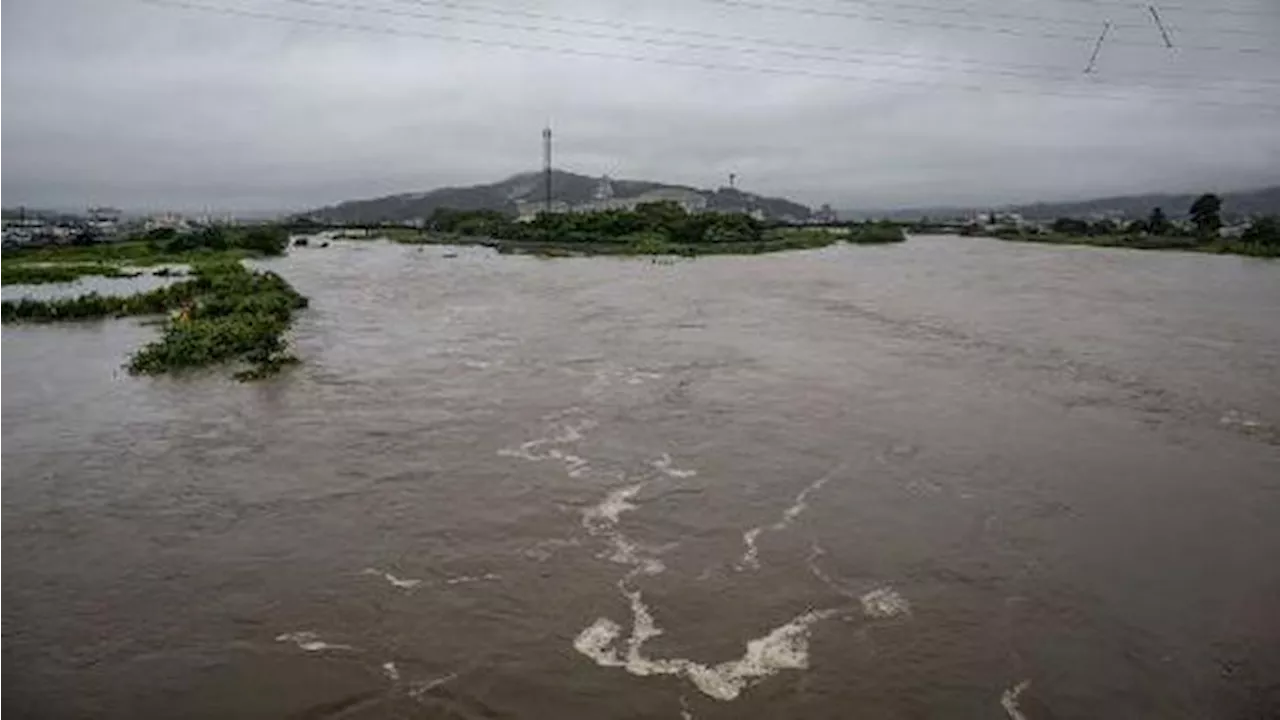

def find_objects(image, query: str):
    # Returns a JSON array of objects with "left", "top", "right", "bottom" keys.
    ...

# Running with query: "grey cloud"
[{"left": 3, "top": 0, "right": 1279, "bottom": 212}]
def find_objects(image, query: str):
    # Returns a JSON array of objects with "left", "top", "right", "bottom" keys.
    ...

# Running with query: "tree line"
[
  {"left": 139, "top": 225, "right": 291, "bottom": 256},
  {"left": 1050, "top": 193, "right": 1278, "bottom": 247},
  {"left": 427, "top": 202, "right": 767, "bottom": 246}
]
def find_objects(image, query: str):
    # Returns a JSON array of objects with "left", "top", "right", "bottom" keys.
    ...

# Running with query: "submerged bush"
[
  {"left": 2, "top": 263, "right": 135, "bottom": 285},
  {"left": 2, "top": 261, "right": 308, "bottom": 380}
]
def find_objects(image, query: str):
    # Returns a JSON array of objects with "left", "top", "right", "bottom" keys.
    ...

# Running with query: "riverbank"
[
  {"left": 2, "top": 261, "right": 308, "bottom": 380},
  {"left": 983, "top": 229, "right": 1280, "bottom": 257},
  {"left": 2, "top": 226, "right": 293, "bottom": 285}
]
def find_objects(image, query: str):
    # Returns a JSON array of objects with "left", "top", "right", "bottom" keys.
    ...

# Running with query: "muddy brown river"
[{"left": 4, "top": 235, "right": 1279, "bottom": 718}]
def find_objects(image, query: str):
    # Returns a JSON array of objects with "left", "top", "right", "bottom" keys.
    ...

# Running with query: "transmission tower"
[{"left": 543, "top": 125, "right": 553, "bottom": 215}]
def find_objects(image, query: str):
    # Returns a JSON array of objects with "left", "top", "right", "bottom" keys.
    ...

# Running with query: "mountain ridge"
[
  {"left": 307, "top": 170, "right": 812, "bottom": 224},
  {"left": 838, "top": 186, "right": 1280, "bottom": 222}
]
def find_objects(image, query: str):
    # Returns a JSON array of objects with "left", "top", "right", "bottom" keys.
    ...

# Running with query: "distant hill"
[
  {"left": 840, "top": 185, "right": 1280, "bottom": 222},
  {"left": 306, "top": 170, "right": 811, "bottom": 224}
]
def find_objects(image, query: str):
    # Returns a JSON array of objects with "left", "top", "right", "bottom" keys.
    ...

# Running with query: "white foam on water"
[
  {"left": 860, "top": 587, "right": 911, "bottom": 618},
  {"left": 382, "top": 662, "right": 400, "bottom": 681},
  {"left": 573, "top": 617, "right": 624, "bottom": 665},
  {"left": 652, "top": 453, "right": 698, "bottom": 479},
  {"left": 739, "top": 528, "right": 764, "bottom": 570},
  {"left": 805, "top": 542, "right": 853, "bottom": 598},
  {"left": 679, "top": 695, "right": 695, "bottom": 720},
  {"left": 444, "top": 573, "right": 501, "bottom": 585},
  {"left": 584, "top": 483, "right": 645, "bottom": 529},
  {"left": 573, "top": 590, "right": 840, "bottom": 701},
  {"left": 408, "top": 672, "right": 458, "bottom": 700},
  {"left": 275, "top": 631, "right": 353, "bottom": 652},
  {"left": 736, "top": 465, "right": 843, "bottom": 570},
  {"left": 1001, "top": 679, "right": 1032, "bottom": 720},
  {"left": 547, "top": 448, "right": 590, "bottom": 477},
  {"left": 362, "top": 568, "right": 423, "bottom": 590},
  {"left": 522, "top": 537, "right": 580, "bottom": 562},
  {"left": 570, "top": 460, "right": 872, "bottom": 702},
  {"left": 499, "top": 417, "right": 598, "bottom": 475},
  {"left": 1220, "top": 409, "right": 1263, "bottom": 429},
  {"left": 584, "top": 368, "right": 663, "bottom": 394}
]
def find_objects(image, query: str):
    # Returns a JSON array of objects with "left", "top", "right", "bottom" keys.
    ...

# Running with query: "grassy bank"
[
  {"left": 2, "top": 240, "right": 258, "bottom": 267},
  {"left": 389, "top": 211, "right": 905, "bottom": 257},
  {"left": 387, "top": 205, "right": 909, "bottom": 257},
  {"left": 3, "top": 225, "right": 291, "bottom": 268},
  {"left": 2, "top": 262, "right": 308, "bottom": 381},
  {"left": 986, "top": 230, "right": 1280, "bottom": 257},
  {"left": 2, "top": 263, "right": 142, "bottom": 285}
]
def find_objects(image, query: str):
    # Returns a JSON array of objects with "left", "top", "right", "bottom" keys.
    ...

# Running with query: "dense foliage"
[
  {"left": 429, "top": 202, "right": 767, "bottom": 246},
  {"left": 422, "top": 203, "right": 904, "bottom": 255},
  {"left": 1, "top": 263, "right": 135, "bottom": 285},
  {"left": 1241, "top": 216, "right": 1280, "bottom": 246},
  {"left": 1189, "top": 193, "right": 1223, "bottom": 237},
  {"left": 2, "top": 262, "right": 308, "bottom": 380},
  {"left": 145, "top": 224, "right": 290, "bottom": 256},
  {"left": 3, "top": 225, "right": 289, "bottom": 267},
  {"left": 988, "top": 194, "right": 1278, "bottom": 257}
]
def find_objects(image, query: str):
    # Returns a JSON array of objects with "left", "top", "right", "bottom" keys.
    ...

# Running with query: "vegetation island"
[
  {"left": 2, "top": 226, "right": 307, "bottom": 381},
  {"left": 952, "top": 193, "right": 1279, "bottom": 257},
  {"left": 378, "top": 202, "right": 905, "bottom": 256}
]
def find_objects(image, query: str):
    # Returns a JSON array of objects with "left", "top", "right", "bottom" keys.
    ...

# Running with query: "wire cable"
[
  {"left": 816, "top": 0, "right": 1271, "bottom": 37},
  {"left": 278, "top": 0, "right": 1280, "bottom": 96},
  {"left": 377, "top": 0, "right": 1280, "bottom": 88},
  {"left": 136, "top": 0, "right": 1280, "bottom": 111},
  {"left": 700, "top": 0, "right": 1279, "bottom": 55}
]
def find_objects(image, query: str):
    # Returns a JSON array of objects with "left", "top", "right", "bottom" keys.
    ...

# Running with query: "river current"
[{"left": 4, "top": 235, "right": 1279, "bottom": 718}]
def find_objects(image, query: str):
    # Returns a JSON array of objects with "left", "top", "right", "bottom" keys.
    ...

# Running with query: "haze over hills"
[
  {"left": 839, "top": 186, "right": 1280, "bottom": 223},
  {"left": 306, "top": 170, "right": 812, "bottom": 224}
]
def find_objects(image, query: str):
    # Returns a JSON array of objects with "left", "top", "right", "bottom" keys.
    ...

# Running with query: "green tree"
[
  {"left": 1089, "top": 219, "right": 1119, "bottom": 236},
  {"left": 1147, "top": 207, "right": 1170, "bottom": 236},
  {"left": 195, "top": 225, "right": 230, "bottom": 250},
  {"left": 237, "top": 226, "right": 289, "bottom": 255},
  {"left": 1189, "top": 193, "right": 1223, "bottom": 238},
  {"left": 71, "top": 227, "right": 101, "bottom": 246},
  {"left": 1051, "top": 217, "right": 1089, "bottom": 235},
  {"left": 1242, "top": 216, "right": 1280, "bottom": 246}
]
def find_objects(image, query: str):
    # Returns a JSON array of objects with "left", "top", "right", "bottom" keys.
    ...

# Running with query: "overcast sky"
[{"left": 3, "top": 0, "right": 1279, "bottom": 212}]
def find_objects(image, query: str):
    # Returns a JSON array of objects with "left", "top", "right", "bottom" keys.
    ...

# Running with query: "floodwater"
[
  {"left": 4, "top": 235, "right": 1279, "bottom": 719},
  {"left": 1, "top": 270, "right": 185, "bottom": 302}
]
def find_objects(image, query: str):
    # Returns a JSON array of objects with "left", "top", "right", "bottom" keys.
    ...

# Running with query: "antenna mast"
[{"left": 542, "top": 125, "right": 553, "bottom": 215}]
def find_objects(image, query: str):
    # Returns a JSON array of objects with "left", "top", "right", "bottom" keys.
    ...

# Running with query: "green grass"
[
  {"left": 369, "top": 227, "right": 425, "bottom": 243},
  {"left": 393, "top": 224, "right": 904, "bottom": 256},
  {"left": 985, "top": 230, "right": 1279, "bottom": 257},
  {"left": 2, "top": 262, "right": 142, "bottom": 285},
  {"left": 2, "top": 261, "right": 309, "bottom": 381},
  {"left": 2, "top": 240, "right": 257, "bottom": 266},
  {"left": 767, "top": 225, "right": 906, "bottom": 246}
]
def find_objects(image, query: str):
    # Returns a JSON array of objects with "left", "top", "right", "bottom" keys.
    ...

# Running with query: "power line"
[
  {"left": 1083, "top": 22, "right": 1112, "bottom": 74},
  {"left": 1020, "top": 0, "right": 1277, "bottom": 19},
  {"left": 376, "top": 0, "right": 1280, "bottom": 88},
  {"left": 272, "top": 0, "right": 1280, "bottom": 97},
  {"left": 700, "top": 0, "right": 1279, "bottom": 55},
  {"left": 816, "top": 0, "right": 1271, "bottom": 37},
  {"left": 136, "top": 0, "right": 1280, "bottom": 110}
]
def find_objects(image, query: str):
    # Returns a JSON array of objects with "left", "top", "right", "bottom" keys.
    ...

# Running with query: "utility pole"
[{"left": 543, "top": 125, "right": 553, "bottom": 215}]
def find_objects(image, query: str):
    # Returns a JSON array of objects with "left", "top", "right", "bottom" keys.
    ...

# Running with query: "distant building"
[
  {"left": 145, "top": 213, "right": 189, "bottom": 232},
  {"left": 593, "top": 175, "right": 615, "bottom": 202},
  {"left": 1220, "top": 223, "right": 1249, "bottom": 239},
  {"left": 88, "top": 206, "right": 122, "bottom": 223},
  {"left": 812, "top": 204, "right": 838, "bottom": 224}
]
